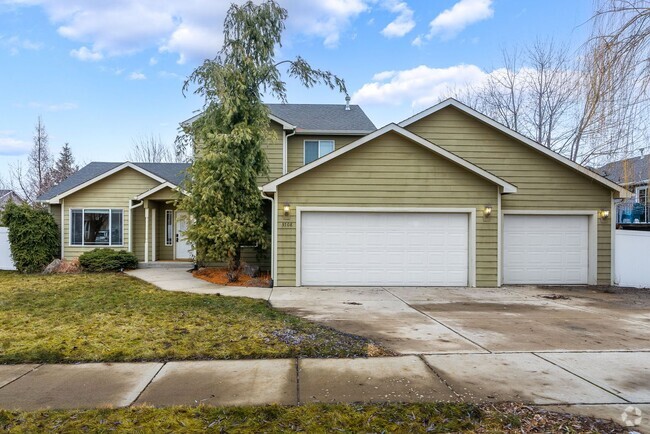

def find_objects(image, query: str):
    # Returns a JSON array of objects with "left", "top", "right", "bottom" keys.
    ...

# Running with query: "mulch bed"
[{"left": 193, "top": 267, "right": 272, "bottom": 287}]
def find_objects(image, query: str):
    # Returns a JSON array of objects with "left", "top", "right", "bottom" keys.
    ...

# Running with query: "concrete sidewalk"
[{"left": 0, "top": 353, "right": 647, "bottom": 431}]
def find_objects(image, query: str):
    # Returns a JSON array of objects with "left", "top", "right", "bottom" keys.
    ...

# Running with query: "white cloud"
[
  {"left": 411, "top": 35, "right": 423, "bottom": 46},
  {"left": 70, "top": 46, "right": 103, "bottom": 61},
  {"left": 428, "top": 0, "right": 493, "bottom": 40},
  {"left": 128, "top": 72, "right": 146, "bottom": 80},
  {"left": 9, "top": 0, "right": 370, "bottom": 63},
  {"left": 0, "top": 136, "right": 30, "bottom": 156},
  {"left": 0, "top": 35, "right": 42, "bottom": 55},
  {"left": 25, "top": 101, "right": 78, "bottom": 111},
  {"left": 149, "top": 57, "right": 158, "bottom": 66},
  {"left": 381, "top": 1, "right": 415, "bottom": 38},
  {"left": 352, "top": 64, "right": 488, "bottom": 109},
  {"left": 158, "top": 70, "right": 182, "bottom": 80}
]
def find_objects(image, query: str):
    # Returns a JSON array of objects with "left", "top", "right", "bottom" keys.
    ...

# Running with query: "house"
[
  {"left": 597, "top": 154, "right": 649, "bottom": 227},
  {"left": 38, "top": 99, "right": 630, "bottom": 287},
  {"left": 0, "top": 189, "right": 22, "bottom": 210}
]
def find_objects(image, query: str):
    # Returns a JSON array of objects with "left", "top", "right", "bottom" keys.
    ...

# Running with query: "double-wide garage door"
[
  {"left": 300, "top": 212, "right": 468, "bottom": 286},
  {"left": 503, "top": 215, "right": 589, "bottom": 284}
]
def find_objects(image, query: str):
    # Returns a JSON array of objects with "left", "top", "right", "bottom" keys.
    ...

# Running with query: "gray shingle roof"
[
  {"left": 597, "top": 154, "right": 650, "bottom": 185},
  {"left": 37, "top": 162, "right": 190, "bottom": 201},
  {"left": 266, "top": 104, "right": 375, "bottom": 132}
]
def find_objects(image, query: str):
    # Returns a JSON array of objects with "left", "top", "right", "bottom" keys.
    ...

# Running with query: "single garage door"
[
  {"left": 300, "top": 212, "right": 468, "bottom": 286},
  {"left": 503, "top": 215, "right": 589, "bottom": 284}
]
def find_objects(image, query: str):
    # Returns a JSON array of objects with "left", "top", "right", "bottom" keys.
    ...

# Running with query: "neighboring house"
[
  {"left": 597, "top": 154, "right": 649, "bottom": 227},
  {"left": 0, "top": 189, "right": 22, "bottom": 210},
  {"left": 38, "top": 99, "right": 630, "bottom": 287}
]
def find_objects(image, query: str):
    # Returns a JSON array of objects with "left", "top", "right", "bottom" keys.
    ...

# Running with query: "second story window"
[{"left": 304, "top": 140, "right": 335, "bottom": 164}]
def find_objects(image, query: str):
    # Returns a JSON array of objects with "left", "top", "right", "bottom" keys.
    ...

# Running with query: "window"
[
  {"left": 165, "top": 210, "right": 173, "bottom": 246},
  {"left": 637, "top": 187, "right": 648, "bottom": 205},
  {"left": 70, "top": 209, "right": 124, "bottom": 246},
  {"left": 304, "top": 140, "right": 335, "bottom": 164}
]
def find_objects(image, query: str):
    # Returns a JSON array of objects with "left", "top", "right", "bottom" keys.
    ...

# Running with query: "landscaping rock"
[
  {"left": 42, "top": 259, "right": 61, "bottom": 274},
  {"left": 242, "top": 263, "right": 260, "bottom": 277}
]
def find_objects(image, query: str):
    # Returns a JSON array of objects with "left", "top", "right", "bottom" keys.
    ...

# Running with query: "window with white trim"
[
  {"left": 637, "top": 186, "right": 648, "bottom": 204},
  {"left": 70, "top": 209, "right": 123, "bottom": 246},
  {"left": 165, "top": 210, "right": 173, "bottom": 246},
  {"left": 304, "top": 140, "right": 335, "bottom": 164}
]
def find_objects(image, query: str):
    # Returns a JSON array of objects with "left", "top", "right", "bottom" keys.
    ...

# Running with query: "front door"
[{"left": 174, "top": 211, "right": 193, "bottom": 260}]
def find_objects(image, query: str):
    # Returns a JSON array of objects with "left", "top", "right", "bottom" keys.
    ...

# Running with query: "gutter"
[
  {"left": 261, "top": 191, "right": 275, "bottom": 287},
  {"left": 128, "top": 200, "right": 144, "bottom": 253},
  {"left": 283, "top": 128, "right": 296, "bottom": 175}
]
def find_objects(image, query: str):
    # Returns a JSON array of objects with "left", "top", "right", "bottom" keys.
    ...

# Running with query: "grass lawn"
[
  {"left": 0, "top": 403, "right": 625, "bottom": 433},
  {"left": 0, "top": 271, "right": 384, "bottom": 363}
]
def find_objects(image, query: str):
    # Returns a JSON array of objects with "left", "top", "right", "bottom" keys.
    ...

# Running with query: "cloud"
[
  {"left": 9, "top": 0, "right": 370, "bottom": 63},
  {"left": 352, "top": 64, "right": 488, "bottom": 108},
  {"left": 158, "top": 70, "right": 182, "bottom": 80},
  {"left": 128, "top": 72, "right": 146, "bottom": 80},
  {"left": 148, "top": 57, "right": 158, "bottom": 66},
  {"left": 70, "top": 46, "right": 103, "bottom": 61},
  {"left": 428, "top": 0, "right": 493, "bottom": 39},
  {"left": 0, "top": 136, "right": 30, "bottom": 156},
  {"left": 411, "top": 35, "right": 423, "bottom": 46},
  {"left": 0, "top": 35, "right": 43, "bottom": 55},
  {"left": 18, "top": 101, "right": 78, "bottom": 111},
  {"left": 380, "top": 1, "right": 415, "bottom": 38}
]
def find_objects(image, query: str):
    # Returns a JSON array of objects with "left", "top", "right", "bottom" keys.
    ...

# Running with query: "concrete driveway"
[{"left": 269, "top": 285, "right": 650, "bottom": 354}]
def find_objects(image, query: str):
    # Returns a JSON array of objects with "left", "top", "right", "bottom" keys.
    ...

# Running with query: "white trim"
[
  {"left": 152, "top": 208, "right": 156, "bottom": 262},
  {"left": 268, "top": 114, "right": 296, "bottom": 130},
  {"left": 501, "top": 210, "right": 598, "bottom": 285},
  {"left": 68, "top": 208, "right": 125, "bottom": 248},
  {"left": 273, "top": 196, "right": 278, "bottom": 283},
  {"left": 144, "top": 207, "right": 149, "bottom": 263},
  {"left": 294, "top": 206, "right": 477, "bottom": 287},
  {"left": 165, "top": 210, "right": 174, "bottom": 246},
  {"left": 261, "top": 192, "right": 276, "bottom": 283},
  {"left": 398, "top": 98, "right": 631, "bottom": 198},
  {"left": 128, "top": 200, "right": 143, "bottom": 252},
  {"left": 135, "top": 182, "right": 186, "bottom": 200},
  {"left": 46, "top": 163, "right": 168, "bottom": 204},
  {"left": 282, "top": 130, "right": 287, "bottom": 175},
  {"left": 295, "top": 129, "right": 372, "bottom": 135},
  {"left": 303, "top": 139, "right": 336, "bottom": 165},
  {"left": 263, "top": 124, "right": 518, "bottom": 194},
  {"left": 60, "top": 199, "right": 65, "bottom": 259},
  {"left": 496, "top": 188, "right": 502, "bottom": 287},
  {"left": 610, "top": 192, "right": 615, "bottom": 286},
  {"left": 635, "top": 185, "right": 648, "bottom": 203}
]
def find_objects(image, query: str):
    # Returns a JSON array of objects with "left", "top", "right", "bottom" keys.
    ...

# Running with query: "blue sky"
[{"left": 0, "top": 0, "right": 593, "bottom": 176}]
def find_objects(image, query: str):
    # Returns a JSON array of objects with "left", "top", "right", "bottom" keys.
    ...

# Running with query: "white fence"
[
  {"left": 615, "top": 230, "right": 650, "bottom": 288},
  {"left": 0, "top": 227, "right": 16, "bottom": 271}
]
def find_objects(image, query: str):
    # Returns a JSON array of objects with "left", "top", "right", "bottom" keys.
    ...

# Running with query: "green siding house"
[{"left": 38, "top": 99, "right": 630, "bottom": 287}]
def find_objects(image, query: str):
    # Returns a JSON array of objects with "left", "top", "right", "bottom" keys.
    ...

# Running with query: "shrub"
[
  {"left": 1, "top": 202, "right": 60, "bottom": 273},
  {"left": 79, "top": 249, "right": 138, "bottom": 272}
]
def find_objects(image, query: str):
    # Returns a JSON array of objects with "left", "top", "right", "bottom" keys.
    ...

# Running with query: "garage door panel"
[
  {"left": 301, "top": 212, "right": 469, "bottom": 286},
  {"left": 503, "top": 215, "right": 589, "bottom": 285}
]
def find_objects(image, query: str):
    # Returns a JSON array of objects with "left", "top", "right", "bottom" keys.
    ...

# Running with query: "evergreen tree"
[
  {"left": 178, "top": 0, "right": 346, "bottom": 278},
  {"left": 51, "top": 143, "right": 79, "bottom": 185}
]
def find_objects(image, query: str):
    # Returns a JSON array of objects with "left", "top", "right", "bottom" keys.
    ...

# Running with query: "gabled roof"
[
  {"left": 399, "top": 98, "right": 631, "bottom": 198},
  {"left": 597, "top": 154, "right": 650, "bottom": 186},
  {"left": 37, "top": 162, "right": 190, "bottom": 203},
  {"left": 262, "top": 123, "right": 518, "bottom": 194},
  {"left": 182, "top": 103, "right": 376, "bottom": 134},
  {"left": 266, "top": 104, "right": 376, "bottom": 133}
]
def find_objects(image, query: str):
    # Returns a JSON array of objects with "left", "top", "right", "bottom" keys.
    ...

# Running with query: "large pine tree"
[
  {"left": 51, "top": 143, "right": 79, "bottom": 185},
  {"left": 178, "top": 0, "right": 346, "bottom": 278}
]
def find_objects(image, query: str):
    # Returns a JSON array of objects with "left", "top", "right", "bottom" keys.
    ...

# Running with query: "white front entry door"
[
  {"left": 503, "top": 215, "right": 589, "bottom": 284},
  {"left": 174, "top": 211, "right": 193, "bottom": 260},
  {"left": 300, "top": 211, "right": 469, "bottom": 286}
]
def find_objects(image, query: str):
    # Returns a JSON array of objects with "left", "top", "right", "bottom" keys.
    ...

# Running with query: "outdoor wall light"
[
  {"left": 483, "top": 205, "right": 493, "bottom": 219},
  {"left": 283, "top": 203, "right": 290, "bottom": 217},
  {"left": 600, "top": 209, "right": 610, "bottom": 220}
]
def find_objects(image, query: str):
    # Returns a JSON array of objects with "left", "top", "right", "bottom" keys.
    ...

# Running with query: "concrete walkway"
[{"left": 0, "top": 355, "right": 647, "bottom": 430}]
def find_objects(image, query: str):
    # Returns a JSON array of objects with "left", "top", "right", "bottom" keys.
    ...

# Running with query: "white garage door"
[
  {"left": 503, "top": 215, "right": 589, "bottom": 284},
  {"left": 300, "top": 212, "right": 468, "bottom": 286}
]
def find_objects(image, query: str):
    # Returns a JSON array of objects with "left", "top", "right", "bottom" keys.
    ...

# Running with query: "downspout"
[
  {"left": 129, "top": 200, "right": 143, "bottom": 253},
  {"left": 283, "top": 128, "right": 296, "bottom": 175},
  {"left": 261, "top": 191, "right": 275, "bottom": 287}
]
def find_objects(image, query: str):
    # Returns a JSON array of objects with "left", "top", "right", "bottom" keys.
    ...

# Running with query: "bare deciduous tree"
[{"left": 127, "top": 134, "right": 180, "bottom": 163}]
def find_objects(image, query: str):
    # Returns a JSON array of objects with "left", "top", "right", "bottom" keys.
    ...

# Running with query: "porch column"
[
  {"left": 144, "top": 205, "right": 149, "bottom": 263},
  {"left": 152, "top": 208, "right": 156, "bottom": 262}
]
